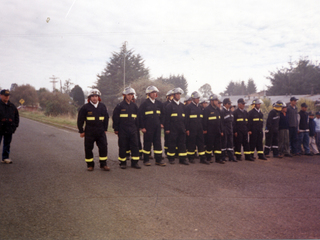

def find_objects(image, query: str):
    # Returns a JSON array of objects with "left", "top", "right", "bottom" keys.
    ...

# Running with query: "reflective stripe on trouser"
[
  {"left": 143, "top": 124, "right": 162, "bottom": 161},
  {"left": 206, "top": 132, "right": 222, "bottom": 161},
  {"left": 84, "top": 132, "right": 108, "bottom": 167},
  {"left": 167, "top": 129, "right": 187, "bottom": 160},
  {"left": 221, "top": 132, "right": 235, "bottom": 160},
  {"left": 264, "top": 131, "right": 279, "bottom": 156},
  {"left": 118, "top": 128, "right": 140, "bottom": 162},
  {"left": 249, "top": 130, "right": 264, "bottom": 156},
  {"left": 186, "top": 127, "right": 206, "bottom": 160},
  {"left": 234, "top": 130, "right": 250, "bottom": 156}
]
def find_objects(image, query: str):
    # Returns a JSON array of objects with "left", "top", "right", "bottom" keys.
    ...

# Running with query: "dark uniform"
[
  {"left": 185, "top": 102, "right": 207, "bottom": 163},
  {"left": 77, "top": 101, "right": 109, "bottom": 168},
  {"left": 113, "top": 100, "right": 140, "bottom": 167},
  {"left": 138, "top": 98, "right": 164, "bottom": 163},
  {"left": 220, "top": 106, "right": 235, "bottom": 161},
  {"left": 203, "top": 104, "right": 223, "bottom": 163},
  {"left": 0, "top": 93, "right": 19, "bottom": 163},
  {"left": 248, "top": 107, "right": 265, "bottom": 159},
  {"left": 264, "top": 108, "right": 281, "bottom": 157},
  {"left": 163, "top": 99, "right": 172, "bottom": 156},
  {"left": 165, "top": 100, "right": 188, "bottom": 164},
  {"left": 233, "top": 108, "right": 251, "bottom": 160}
]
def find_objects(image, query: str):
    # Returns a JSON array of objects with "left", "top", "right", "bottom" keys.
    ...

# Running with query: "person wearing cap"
[
  {"left": 163, "top": 89, "right": 174, "bottom": 156},
  {"left": 297, "top": 103, "right": 312, "bottom": 156},
  {"left": 113, "top": 87, "right": 141, "bottom": 169},
  {"left": 278, "top": 103, "right": 292, "bottom": 157},
  {"left": 315, "top": 112, "right": 320, "bottom": 151},
  {"left": 185, "top": 91, "right": 209, "bottom": 164},
  {"left": 287, "top": 97, "right": 299, "bottom": 155},
  {"left": 165, "top": 87, "right": 189, "bottom": 165},
  {"left": 0, "top": 89, "right": 19, "bottom": 164},
  {"left": 248, "top": 99, "right": 267, "bottom": 160},
  {"left": 233, "top": 98, "right": 253, "bottom": 161},
  {"left": 138, "top": 86, "right": 166, "bottom": 166},
  {"left": 203, "top": 94, "right": 224, "bottom": 164},
  {"left": 308, "top": 112, "right": 320, "bottom": 155},
  {"left": 77, "top": 89, "right": 110, "bottom": 171},
  {"left": 220, "top": 98, "right": 236, "bottom": 162},
  {"left": 264, "top": 100, "right": 283, "bottom": 158}
]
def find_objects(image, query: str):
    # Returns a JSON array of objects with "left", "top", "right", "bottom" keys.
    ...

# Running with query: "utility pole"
[
  {"left": 123, "top": 41, "right": 127, "bottom": 89},
  {"left": 49, "top": 75, "right": 58, "bottom": 92}
]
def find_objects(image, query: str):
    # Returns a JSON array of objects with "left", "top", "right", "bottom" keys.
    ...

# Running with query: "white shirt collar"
[
  {"left": 149, "top": 98, "right": 155, "bottom": 104},
  {"left": 173, "top": 99, "right": 180, "bottom": 105},
  {"left": 90, "top": 101, "right": 99, "bottom": 108},
  {"left": 255, "top": 108, "right": 260, "bottom": 112},
  {"left": 223, "top": 106, "right": 229, "bottom": 111},
  {"left": 192, "top": 101, "right": 198, "bottom": 107}
]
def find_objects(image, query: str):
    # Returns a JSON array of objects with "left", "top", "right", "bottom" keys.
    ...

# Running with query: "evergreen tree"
[
  {"left": 247, "top": 79, "right": 257, "bottom": 94},
  {"left": 157, "top": 74, "right": 188, "bottom": 94},
  {"left": 198, "top": 83, "right": 213, "bottom": 98},
  {"left": 70, "top": 85, "right": 85, "bottom": 107}
]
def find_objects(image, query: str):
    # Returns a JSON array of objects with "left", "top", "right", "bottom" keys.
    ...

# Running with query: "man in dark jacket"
[
  {"left": 163, "top": 89, "right": 174, "bottom": 156},
  {"left": 298, "top": 103, "right": 311, "bottom": 155},
  {"left": 77, "top": 89, "right": 110, "bottom": 171},
  {"left": 278, "top": 104, "right": 292, "bottom": 157},
  {"left": 287, "top": 97, "right": 299, "bottom": 155},
  {"left": 309, "top": 112, "right": 319, "bottom": 155},
  {"left": 138, "top": 86, "right": 165, "bottom": 166},
  {"left": 0, "top": 89, "right": 19, "bottom": 164}
]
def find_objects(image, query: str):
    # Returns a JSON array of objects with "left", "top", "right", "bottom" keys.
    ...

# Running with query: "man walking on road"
[
  {"left": 77, "top": 89, "right": 110, "bottom": 171},
  {"left": 0, "top": 89, "right": 19, "bottom": 164}
]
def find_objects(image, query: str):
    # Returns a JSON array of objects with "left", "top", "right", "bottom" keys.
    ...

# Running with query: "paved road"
[{"left": 1, "top": 117, "right": 320, "bottom": 239}]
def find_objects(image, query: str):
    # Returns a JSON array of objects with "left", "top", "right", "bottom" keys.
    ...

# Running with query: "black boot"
[
  {"left": 131, "top": 160, "right": 141, "bottom": 169},
  {"left": 119, "top": 161, "right": 127, "bottom": 169},
  {"left": 200, "top": 157, "right": 210, "bottom": 165},
  {"left": 245, "top": 155, "right": 255, "bottom": 161},
  {"left": 179, "top": 158, "right": 189, "bottom": 165},
  {"left": 188, "top": 158, "right": 195, "bottom": 164},
  {"left": 143, "top": 154, "right": 151, "bottom": 166},
  {"left": 155, "top": 158, "right": 166, "bottom": 166}
]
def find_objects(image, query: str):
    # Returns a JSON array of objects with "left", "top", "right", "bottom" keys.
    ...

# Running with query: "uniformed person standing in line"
[
  {"left": 203, "top": 94, "right": 225, "bottom": 164},
  {"left": 77, "top": 89, "right": 110, "bottom": 171},
  {"left": 163, "top": 89, "right": 174, "bottom": 156},
  {"left": 138, "top": 86, "right": 166, "bottom": 166},
  {"left": 113, "top": 87, "right": 141, "bottom": 169},
  {"left": 264, "top": 101, "right": 283, "bottom": 158},
  {"left": 233, "top": 98, "right": 254, "bottom": 161},
  {"left": 248, "top": 99, "right": 267, "bottom": 160},
  {"left": 220, "top": 98, "right": 236, "bottom": 162},
  {"left": 185, "top": 91, "right": 209, "bottom": 164},
  {"left": 165, "top": 87, "right": 188, "bottom": 165},
  {"left": 184, "top": 95, "right": 192, "bottom": 106}
]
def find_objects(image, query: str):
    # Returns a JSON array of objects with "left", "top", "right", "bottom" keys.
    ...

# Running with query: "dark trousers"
[
  {"left": 0, "top": 134, "right": 12, "bottom": 160},
  {"left": 249, "top": 130, "right": 264, "bottom": 157},
  {"left": 167, "top": 130, "right": 187, "bottom": 160},
  {"left": 164, "top": 133, "right": 169, "bottom": 155},
  {"left": 289, "top": 127, "right": 298, "bottom": 154},
  {"left": 143, "top": 124, "right": 162, "bottom": 162},
  {"left": 84, "top": 132, "right": 108, "bottom": 167},
  {"left": 234, "top": 131, "right": 250, "bottom": 158},
  {"left": 221, "top": 133, "right": 235, "bottom": 160},
  {"left": 264, "top": 131, "right": 279, "bottom": 156},
  {"left": 118, "top": 128, "right": 140, "bottom": 162},
  {"left": 279, "top": 129, "right": 290, "bottom": 155},
  {"left": 206, "top": 132, "right": 222, "bottom": 161},
  {"left": 187, "top": 127, "right": 206, "bottom": 161}
]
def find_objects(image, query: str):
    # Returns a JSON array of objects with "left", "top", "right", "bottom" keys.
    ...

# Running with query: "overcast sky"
[{"left": 1, "top": 0, "right": 320, "bottom": 95}]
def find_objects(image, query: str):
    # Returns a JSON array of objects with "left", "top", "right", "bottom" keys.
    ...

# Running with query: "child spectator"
[{"left": 309, "top": 112, "right": 319, "bottom": 155}]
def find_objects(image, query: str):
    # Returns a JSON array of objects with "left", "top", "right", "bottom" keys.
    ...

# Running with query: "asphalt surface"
[{"left": 1, "top": 117, "right": 320, "bottom": 239}]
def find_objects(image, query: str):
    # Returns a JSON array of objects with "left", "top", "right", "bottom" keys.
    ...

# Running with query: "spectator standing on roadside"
[
  {"left": 315, "top": 112, "right": 320, "bottom": 151},
  {"left": 308, "top": 112, "right": 319, "bottom": 155},
  {"left": 278, "top": 104, "right": 292, "bottom": 157},
  {"left": 287, "top": 97, "right": 299, "bottom": 155},
  {"left": 298, "top": 103, "right": 312, "bottom": 156}
]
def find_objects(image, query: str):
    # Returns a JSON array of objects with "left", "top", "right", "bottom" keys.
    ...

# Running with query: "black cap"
[
  {"left": 316, "top": 111, "right": 320, "bottom": 115},
  {"left": 309, "top": 112, "right": 314, "bottom": 116},
  {"left": 290, "top": 96, "right": 299, "bottom": 101},
  {"left": 301, "top": 103, "right": 308, "bottom": 108},
  {"left": 223, "top": 98, "right": 231, "bottom": 105},
  {"left": 0, "top": 89, "right": 10, "bottom": 96},
  {"left": 237, "top": 98, "right": 246, "bottom": 104}
]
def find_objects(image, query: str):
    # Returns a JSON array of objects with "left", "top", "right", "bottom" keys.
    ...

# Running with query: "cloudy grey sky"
[{"left": 1, "top": 0, "right": 320, "bottom": 95}]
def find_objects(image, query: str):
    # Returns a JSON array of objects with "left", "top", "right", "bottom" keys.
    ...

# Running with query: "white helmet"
[
  {"left": 88, "top": 89, "right": 101, "bottom": 97},
  {"left": 252, "top": 98, "right": 263, "bottom": 105},
  {"left": 146, "top": 86, "right": 159, "bottom": 94},
  {"left": 166, "top": 89, "right": 174, "bottom": 96},
  {"left": 122, "top": 87, "right": 136, "bottom": 95},
  {"left": 172, "top": 87, "right": 184, "bottom": 94},
  {"left": 191, "top": 91, "right": 201, "bottom": 99}
]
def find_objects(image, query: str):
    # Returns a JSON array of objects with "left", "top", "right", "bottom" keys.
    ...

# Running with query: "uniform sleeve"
[
  {"left": 266, "top": 110, "right": 274, "bottom": 131},
  {"left": 160, "top": 101, "right": 165, "bottom": 126},
  {"left": 112, "top": 104, "right": 121, "bottom": 132},
  {"left": 185, "top": 105, "right": 191, "bottom": 131},
  {"left": 203, "top": 107, "right": 208, "bottom": 131},
  {"left": 164, "top": 104, "right": 172, "bottom": 131},
  {"left": 248, "top": 110, "right": 253, "bottom": 132},
  {"left": 220, "top": 109, "right": 225, "bottom": 133},
  {"left": 104, "top": 105, "right": 109, "bottom": 131},
  {"left": 138, "top": 101, "right": 145, "bottom": 129},
  {"left": 233, "top": 110, "right": 238, "bottom": 133},
  {"left": 77, "top": 106, "right": 86, "bottom": 133}
]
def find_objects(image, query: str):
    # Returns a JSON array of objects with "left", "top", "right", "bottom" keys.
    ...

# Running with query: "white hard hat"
[
  {"left": 146, "top": 86, "right": 159, "bottom": 94},
  {"left": 122, "top": 87, "right": 136, "bottom": 95},
  {"left": 88, "top": 89, "right": 101, "bottom": 97}
]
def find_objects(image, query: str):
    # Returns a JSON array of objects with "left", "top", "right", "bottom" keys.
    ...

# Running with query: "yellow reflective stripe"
[
  {"left": 206, "top": 150, "right": 212, "bottom": 154},
  {"left": 142, "top": 150, "right": 151, "bottom": 154},
  {"left": 237, "top": 118, "right": 244, "bottom": 121},
  {"left": 120, "top": 114, "right": 128, "bottom": 117},
  {"left": 164, "top": 146, "right": 168, "bottom": 149},
  {"left": 189, "top": 115, "right": 197, "bottom": 118},
  {"left": 132, "top": 114, "right": 137, "bottom": 118},
  {"left": 245, "top": 119, "right": 248, "bottom": 121},
  {"left": 182, "top": 114, "right": 185, "bottom": 117},
  {"left": 251, "top": 151, "right": 255, "bottom": 154},
  {"left": 198, "top": 151, "right": 205, "bottom": 155},
  {"left": 260, "top": 119, "right": 263, "bottom": 121},
  {"left": 253, "top": 118, "right": 260, "bottom": 121},
  {"left": 99, "top": 116, "right": 105, "bottom": 120},
  {"left": 132, "top": 156, "right": 140, "bottom": 160},
  {"left": 154, "top": 150, "right": 163, "bottom": 154},
  {"left": 86, "top": 117, "right": 95, "bottom": 120},
  {"left": 99, "top": 156, "right": 108, "bottom": 161},
  {"left": 235, "top": 152, "right": 242, "bottom": 155},
  {"left": 126, "top": 150, "right": 131, "bottom": 154},
  {"left": 200, "top": 114, "right": 203, "bottom": 118},
  {"left": 179, "top": 153, "right": 187, "bottom": 156},
  {"left": 139, "top": 150, "right": 143, "bottom": 153},
  {"left": 156, "top": 110, "right": 161, "bottom": 114},
  {"left": 187, "top": 152, "right": 195, "bottom": 155},
  {"left": 208, "top": 116, "right": 217, "bottom": 120},
  {"left": 244, "top": 151, "right": 251, "bottom": 154},
  {"left": 118, "top": 157, "right": 126, "bottom": 161},
  {"left": 257, "top": 151, "right": 264, "bottom": 154},
  {"left": 219, "top": 116, "right": 221, "bottom": 119},
  {"left": 85, "top": 158, "right": 94, "bottom": 162},
  {"left": 171, "top": 113, "right": 178, "bottom": 117},
  {"left": 167, "top": 152, "right": 175, "bottom": 156},
  {"left": 145, "top": 111, "right": 153, "bottom": 115},
  {"left": 214, "top": 151, "right": 222, "bottom": 154}
]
